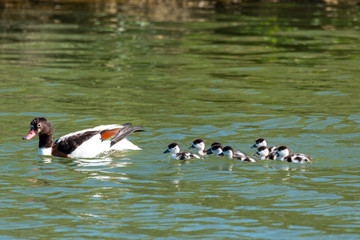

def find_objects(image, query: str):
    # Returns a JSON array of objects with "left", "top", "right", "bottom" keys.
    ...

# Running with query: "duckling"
[
  {"left": 164, "top": 143, "right": 202, "bottom": 160},
  {"left": 206, "top": 142, "right": 246, "bottom": 158},
  {"left": 205, "top": 142, "right": 222, "bottom": 154},
  {"left": 207, "top": 143, "right": 223, "bottom": 156},
  {"left": 221, "top": 146, "right": 257, "bottom": 162},
  {"left": 274, "top": 146, "right": 312, "bottom": 163},
  {"left": 189, "top": 138, "right": 208, "bottom": 156},
  {"left": 251, "top": 138, "right": 277, "bottom": 152},
  {"left": 253, "top": 146, "right": 277, "bottom": 160}
]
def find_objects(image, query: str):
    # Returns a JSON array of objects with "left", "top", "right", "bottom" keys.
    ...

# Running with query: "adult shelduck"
[{"left": 23, "top": 117, "right": 144, "bottom": 158}]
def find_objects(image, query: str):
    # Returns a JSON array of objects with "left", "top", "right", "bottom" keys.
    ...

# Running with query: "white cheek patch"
[{"left": 174, "top": 146, "right": 180, "bottom": 154}]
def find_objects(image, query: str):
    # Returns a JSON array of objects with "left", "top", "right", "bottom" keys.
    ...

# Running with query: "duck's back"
[{"left": 54, "top": 124, "right": 141, "bottom": 158}]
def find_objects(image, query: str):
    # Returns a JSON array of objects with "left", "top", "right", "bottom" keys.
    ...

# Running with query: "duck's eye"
[{"left": 37, "top": 124, "right": 41, "bottom": 128}]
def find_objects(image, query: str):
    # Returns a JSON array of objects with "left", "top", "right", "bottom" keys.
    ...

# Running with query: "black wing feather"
[{"left": 55, "top": 131, "right": 99, "bottom": 154}]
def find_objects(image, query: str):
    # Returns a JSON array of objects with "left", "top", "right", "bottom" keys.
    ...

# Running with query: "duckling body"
[
  {"left": 254, "top": 146, "right": 277, "bottom": 160},
  {"left": 274, "top": 146, "right": 312, "bottom": 163},
  {"left": 189, "top": 139, "right": 208, "bottom": 156},
  {"left": 164, "top": 143, "right": 201, "bottom": 160},
  {"left": 221, "top": 146, "right": 257, "bottom": 162}
]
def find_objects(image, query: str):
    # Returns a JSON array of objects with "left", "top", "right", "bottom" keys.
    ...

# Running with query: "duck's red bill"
[{"left": 23, "top": 129, "right": 37, "bottom": 140}]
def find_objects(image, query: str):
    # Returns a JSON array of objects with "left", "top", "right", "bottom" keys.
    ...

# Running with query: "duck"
[
  {"left": 220, "top": 146, "right": 257, "bottom": 162},
  {"left": 253, "top": 146, "right": 277, "bottom": 160},
  {"left": 23, "top": 117, "right": 144, "bottom": 158},
  {"left": 251, "top": 138, "right": 277, "bottom": 152},
  {"left": 274, "top": 145, "right": 312, "bottom": 163},
  {"left": 206, "top": 142, "right": 246, "bottom": 157},
  {"left": 206, "top": 142, "right": 222, "bottom": 154},
  {"left": 206, "top": 143, "right": 223, "bottom": 156},
  {"left": 164, "top": 143, "right": 202, "bottom": 160},
  {"left": 232, "top": 148, "right": 247, "bottom": 159},
  {"left": 189, "top": 138, "right": 208, "bottom": 156}
]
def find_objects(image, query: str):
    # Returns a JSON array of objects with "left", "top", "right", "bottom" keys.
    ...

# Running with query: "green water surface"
[{"left": 0, "top": 1, "right": 359, "bottom": 239}]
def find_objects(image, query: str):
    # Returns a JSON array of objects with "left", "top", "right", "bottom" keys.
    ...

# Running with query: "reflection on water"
[
  {"left": 1, "top": 1, "right": 360, "bottom": 239},
  {"left": 74, "top": 157, "right": 131, "bottom": 181}
]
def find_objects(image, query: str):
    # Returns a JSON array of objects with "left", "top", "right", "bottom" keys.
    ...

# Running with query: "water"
[{"left": 1, "top": 1, "right": 360, "bottom": 239}]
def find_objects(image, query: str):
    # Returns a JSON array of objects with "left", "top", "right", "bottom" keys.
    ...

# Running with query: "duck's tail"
[{"left": 110, "top": 124, "right": 144, "bottom": 147}]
